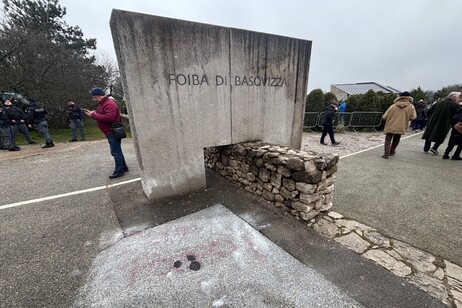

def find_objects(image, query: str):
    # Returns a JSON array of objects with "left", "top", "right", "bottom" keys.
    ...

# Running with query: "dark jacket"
[
  {"left": 415, "top": 101, "right": 427, "bottom": 121},
  {"left": 26, "top": 100, "right": 48, "bottom": 124},
  {"left": 422, "top": 98, "right": 459, "bottom": 143},
  {"left": 323, "top": 105, "right": 337, "bottom": 126},
  {"left": 91, "top": 96, "right": 121, "bottom": 135},
  {"left": 5, "top": 105, "right": 26, "bottom": 125},
  {"left": 67, "top": 104, "right": 84, "bottom": 121},
  {"left": 448, "top": 108, "right": 462, "bottom": 146},
  {"left": 0, "top": 104, "right": 8, "bottom": 128}
]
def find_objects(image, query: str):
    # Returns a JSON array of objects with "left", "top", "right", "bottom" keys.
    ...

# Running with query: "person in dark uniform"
[
  {"left": 320, "top": 101, "right": 341, "bottom": 146},
  {"left": 0, "top": 100, "right": 18, "bottom": 151},
  {"left": 66, "top": 99, "right": 85, "bottom": 142},
  {"left": 10, "top": 98, "right": 36, "bottom": 144},
  {"left": 4, "top": 99, "right": 27, "bottom": 151},
  {"left": 25, "top": 98, "right": 54, "bottom": 148}
]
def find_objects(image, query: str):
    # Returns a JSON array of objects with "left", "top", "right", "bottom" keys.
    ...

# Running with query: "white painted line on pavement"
[
  {"left": 0, "top": 177, "right": 141, "bottom": 211},
  {"left": 340, "top": 132, "right": 422, "bottom": 159}
]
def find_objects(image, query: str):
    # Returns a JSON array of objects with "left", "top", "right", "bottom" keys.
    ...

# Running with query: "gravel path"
[{"left": 301, "top": 130, "right": 422, "bottom": 158}]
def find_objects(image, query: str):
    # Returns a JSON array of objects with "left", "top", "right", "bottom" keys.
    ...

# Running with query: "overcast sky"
[{"left": 58, "top": 0, "right": 461, "bottom": 93}]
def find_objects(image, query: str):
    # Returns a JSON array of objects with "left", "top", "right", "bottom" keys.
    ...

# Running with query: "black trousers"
[{"left": 320, "top": 125, "right": 335, "bottom": 144}]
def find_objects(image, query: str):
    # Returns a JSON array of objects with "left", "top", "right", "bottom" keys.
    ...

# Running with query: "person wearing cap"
[
  {"left": 381, "top": 91, "right": 416, "bottom": 158},
  {"left": 84, "top": 87, "right": 128, "bottom": 179},
  {"left": 320, "top": 101, "right": 340, "bottom": 146},
  {"left": 422, "top": 91, "right": 461, "bottom": 154},
  {"left": 66, "top": 99, "right": 85, "bottom": 142}
]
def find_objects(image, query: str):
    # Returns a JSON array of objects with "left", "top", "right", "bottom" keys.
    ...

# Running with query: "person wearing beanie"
[
  {"left": 422, "top": 91, "right": 461, "bottom": 155},
  {"left": 84, "top": 87, "right": 128, "bottom": 179},
  {"left": 381, "top": 92, "right": 416, "bottom": 158}
]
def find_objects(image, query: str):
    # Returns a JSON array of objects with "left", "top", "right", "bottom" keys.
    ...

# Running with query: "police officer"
[
  {"left": 10, "top": 98, "right": 36, "bottom": 144},
  {"left": 4, "top": 99, "right": 25, "bottom": 151},
  {"left": 0, "top": 100, "right": 18, "bottom": 151},
  {"left": 25, "top": 98, "right": 54, "bottom": 148},
  {"left": 66, "top": 99, "right": 85, "bottom": 142}
]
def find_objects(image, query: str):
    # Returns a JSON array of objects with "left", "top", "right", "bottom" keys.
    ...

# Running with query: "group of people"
[
  {"left": 1, "top": 88, "right": 127, "bottom": 180},
  {"left": 382, "top": 91, "right": 462, "bottom": 159},
  {"left": 0, "top": 97, "right": 54, "bottom": 151}
]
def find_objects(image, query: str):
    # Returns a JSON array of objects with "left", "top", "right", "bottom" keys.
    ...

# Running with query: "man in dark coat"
[
  {"left": 422, "top": 92, "right": 460, "bottom": 154},
  {"left": 442, "top": 108, "right": 462, "bottom": 160},
  {"left": 320, "top": 102, "right": 340, "bottom": 146}
]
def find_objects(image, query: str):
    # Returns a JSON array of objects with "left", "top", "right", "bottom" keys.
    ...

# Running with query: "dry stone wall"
[{"left": 204, "top": 141, "right": 338, "bottom": 221}]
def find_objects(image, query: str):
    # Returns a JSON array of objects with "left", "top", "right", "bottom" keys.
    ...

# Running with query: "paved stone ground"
[{"left": 311, "top": 211, "right": 462, "bottom": 307}]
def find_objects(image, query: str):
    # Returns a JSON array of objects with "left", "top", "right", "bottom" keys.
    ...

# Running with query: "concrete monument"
[{"left": 110, "top": 10, "right": 311, "bottom": 201}]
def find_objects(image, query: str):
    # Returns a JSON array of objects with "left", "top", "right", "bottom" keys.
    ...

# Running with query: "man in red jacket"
[{"left": 84, "top": 87, "right": 128, "bottom": 179}]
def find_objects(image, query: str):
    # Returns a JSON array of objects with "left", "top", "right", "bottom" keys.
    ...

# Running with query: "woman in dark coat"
[{"left": 442, "top": 107, "right": 462, "bottom": 160}]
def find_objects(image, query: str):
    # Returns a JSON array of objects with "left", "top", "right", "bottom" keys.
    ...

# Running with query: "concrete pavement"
[
  {"left": 0, "top": 138, "right": 449, "bottom": 307},
  {"left": 334, "top": 132, "right": 461, "bottom": 266}
]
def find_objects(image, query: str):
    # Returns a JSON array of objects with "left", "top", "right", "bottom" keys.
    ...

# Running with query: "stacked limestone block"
[{"left": 204, "top": 141, "right": 339, "bottom": 221}]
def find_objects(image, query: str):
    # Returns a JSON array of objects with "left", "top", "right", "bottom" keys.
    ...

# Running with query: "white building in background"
[{"left": 331, "top": 82, "right": 400, "bottom": 101}]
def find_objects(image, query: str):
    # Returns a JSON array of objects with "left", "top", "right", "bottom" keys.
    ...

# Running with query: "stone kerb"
[
  {"left": 110, "top": 10, "right": 311, "bottom": 201},
  {"left": 204, "top": 142, "right": 338, "bottom": 221}
]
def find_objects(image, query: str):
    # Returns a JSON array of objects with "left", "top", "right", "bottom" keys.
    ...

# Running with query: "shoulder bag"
[{"left": 111, "top": 122, "right": 126, "bottom": 139}]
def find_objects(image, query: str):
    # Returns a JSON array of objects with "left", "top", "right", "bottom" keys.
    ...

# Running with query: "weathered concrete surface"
[
  {"left": 110, "top": 10, "right": 311, "bottom": 200},
  {"left": 0, "top": 141, "right": 447, "bottom": 308},
  {"left": 73, "top": 205, "right": 362, "bottom": 307}
]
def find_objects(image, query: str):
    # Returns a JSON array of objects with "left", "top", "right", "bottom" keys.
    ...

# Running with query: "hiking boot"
[
  {"left": 28, "top": 141, "right": 37, "bottom": 144},
  {"left": 109, "top": 172, "right": 125, "bottom": 179},
  {"left": 442, "top": 155, "right": 450, "bottom": 160},
  {"left": 9, "top": 147, "right": 20, "bottom": 151},
  {"left": 451, "top": 156, "right": 462, "bottom": 160},
  {"left": 382, "top": 155, "right": 389, "bottom": 159},
  {"left": 320, "top": 142, "right": 327, "bottom": 145},
  {"left": 429, "top": 149, "right": 438, "bottom": 155},
  {"left": 13, "top": 145, "right": 20, "bottom": 150},
  {"left": 42, "top": 141, "right": 54, "bottom": 148},
  {"left": 69, "top": 139, "right": 78, "bottom": 142},
  {"left": 332, "top": 141, "right": 341, "bottom": 146}
]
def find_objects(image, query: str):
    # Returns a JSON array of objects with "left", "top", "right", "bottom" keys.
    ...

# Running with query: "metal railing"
[{"left": 304, "top": 111, "right": 383, "bottom": 131}]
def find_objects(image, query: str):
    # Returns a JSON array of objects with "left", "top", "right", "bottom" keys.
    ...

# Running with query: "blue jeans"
[
  {"left": 106, "top": 133, "right": 127, "bottom": 173},
  {"left": 70, "top": 119, "right": 85, "bottom": 140}
]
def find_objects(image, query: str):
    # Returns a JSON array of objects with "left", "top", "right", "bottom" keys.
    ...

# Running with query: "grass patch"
[{"left": 15, "top": 120, "right": 132, "bottom": 145}]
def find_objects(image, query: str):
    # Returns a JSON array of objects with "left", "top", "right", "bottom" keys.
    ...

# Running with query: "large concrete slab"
[
  {"left": 110, "top": 10, "right": 311, "bottom": 200},
  {"left": 73, "top": 204, "right": 361, "bottom": 307}
]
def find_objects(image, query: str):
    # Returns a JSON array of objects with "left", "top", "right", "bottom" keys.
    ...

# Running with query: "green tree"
[
  {"left": 305, "top": 89, "right": 324, "bottom": 112},
  {"left": 323, "top": 92, "right": 337, "bottom": 105},
  {"left": 410, "top": 86, "right": 426, "bottom": 101},
  {"left": 2, "top": 0, "right": 96, "bottom": 54},
  {"left": 377, "top": 92, "right": 397, "bottom": 113},
  {"left": 362, "top": 90, "right": 379, "bottom": 111},
  {"left": 0, "top": 0, "right": 108, "bottom": 123},
  {"left": 345, "top": 94, "right": 362, "bottom": 112},
  {"left": 434, "top": 84, "right": 462, "bottom": 101}
]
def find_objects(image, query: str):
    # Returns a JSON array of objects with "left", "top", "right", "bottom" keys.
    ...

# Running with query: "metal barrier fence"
[{"left": 304, "top": 111, "right": 383, "bottom": 131}]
